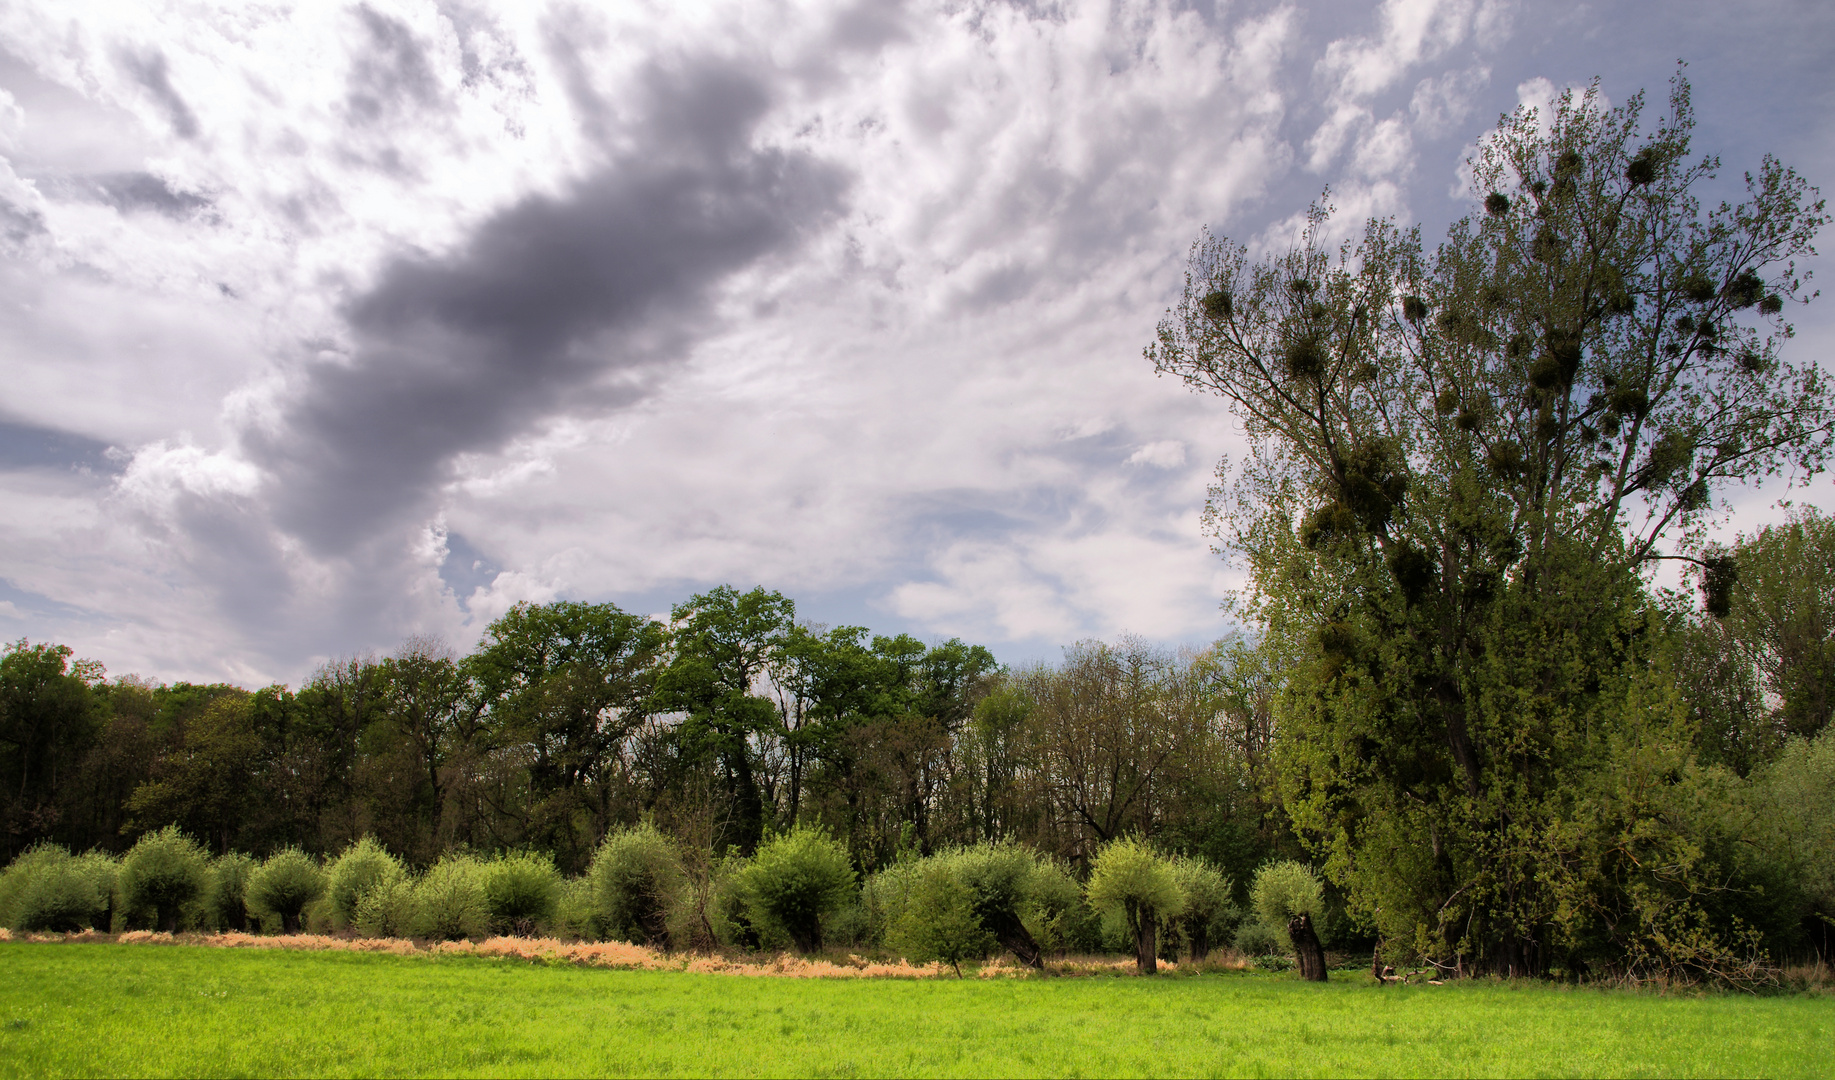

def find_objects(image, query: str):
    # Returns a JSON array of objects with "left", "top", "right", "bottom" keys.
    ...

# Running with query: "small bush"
[
  {"left": 1233, "top": 919, "right": 1283, "bottom": 957},
  {"left": 588, "top": 823, "right": 684, "bottom": 947},
  {"left": 0, "top": 845, "right": 111, "bottom": 932},
  {"left": 74, "top": 851, "right": 120, "bottom": 931},
  {"left": 118, "top": 826, "right": 210, "bottom": 932},
  {"left": 203, "top": 853, "right": 257, "bottom": 931},
  {"left": 413, "top": 854, "right": 488, "bottom": 941},
  {"left": 325, "top": 837, "right": 404, "bottom": 929},
  {"left": 353, "top": 872, "right": 418, "bottom": 938},
  {"left": 246, "top": 848, "right": 326, "bottom": 934},
  {"left": 1250, "top": 860, "right": 1323, "bottom": 948},
  {"left": 483, "top": 851, "right": 561, "bottom": 936},
  {"left": 860, "top": 858, "right": 923, "bottom": 948},
  {"left": 734, "top": 826, "right": 856, "bottom": 953}
]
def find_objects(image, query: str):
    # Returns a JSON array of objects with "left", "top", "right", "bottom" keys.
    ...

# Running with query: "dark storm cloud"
[
  {"left": 119, "top": 51, "right": 198, "bottom": 139},
  {"left": 253, "top": 58, "right": 850, "bottom": 552}
]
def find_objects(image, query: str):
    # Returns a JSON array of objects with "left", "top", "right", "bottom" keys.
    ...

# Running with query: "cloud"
[{"left": 249, "top": 56, "right": 850, "bottom": 552}]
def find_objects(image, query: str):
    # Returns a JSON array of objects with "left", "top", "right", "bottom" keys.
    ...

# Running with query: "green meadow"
[{"left": 0, "top": 944, "right": 1828, "bottom": 1078}]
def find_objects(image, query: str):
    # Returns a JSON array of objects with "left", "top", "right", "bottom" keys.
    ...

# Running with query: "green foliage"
[
  {"left": 551, "top": 877, "right": 597, "bottom": 941},
  {"left": 482, "top": 851, "right": 561, "bottom": 936},
  {"left": 1149, "top": 72, "right": 1831, "bottom": 980},
  {"left": 890, "top": 863, "right": 993, "bottom": 975},
  {"left": 588, "top": 822, "right": 684, "bottom": 947},
  {"left": 1233, "top": 920, "right": 1283, "bottom": 957},
  {"left": 325, "top": 837, "right": 405, "bottom": 929},
  {"left": 202, "top": 853, "right": 256, "bottom": 932},
  {"left": 1169, "top": 856, "right": 1235, "bottom": 959},
  {"left": 118, "top": 826, "right": 209, "bottom": 932},
  {"left": 1250, "top": 861, "right": 1323, "bottom": 949},
  {"left": 0, "top": 845, "right": 111, "bottom": 932},
  {"left": 412, "top": 855, "right": 488, "bottom": 941},
  {"left": 1022, "top": 860, "right": 1102, "bottom": 955},
  {"left": 246, "top": 849, "right": 326, "bottom": 935},
  {"left": 733, "top": 826, "right": 856, "bottom": 952},
  {"left": 352, "top": 872, "right": 418, "bottom": 939},
  {"left": 1086, "top": 836, "right": 1184, "bottom": 972}
]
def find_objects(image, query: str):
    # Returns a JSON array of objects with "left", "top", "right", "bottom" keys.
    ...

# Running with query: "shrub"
[
  {"left": 588, "top": 823, "right": 684, "bottom": 947},
  {"left": 412, "top": 854, "right": 489, "bottom": 941},
  {"left": 1170, "top": 856, "right": 1235, "bottom": 960},
  {"left": 246, "top": 848, "right": 326, "bottom": 934},
  {"left": 860, "top": 858, "right": 923, "bottom": 948},
  {"left": 734, "top": 826, "right": 856, "bottom": 953},
  {"left": 1086, "top": 836, "right": 1184, "bottom": 974},
  {"left": 552, "top": 877, "right": 598, "bottom": 941},
  {"left": 1233, "top": 919, "right": 1284, "bottom": 957},
  {"left": 1250, "top": 860, "right": 1324, "bottom": 949},
  {"left": 202, "top": 853, "right": 256, "bottom": 931},
  {"left": 325, "top": 837, "right": 405, "bottom": 929},
  {"left": 947, "top": 844, "right": 1047, "bottom": 967},
  {"left": 0, "top": 845, "right": 110, "bottom": 932},
  {"left": 1024, "top": 859, "right": 1102, "bottom": 954},
  {"left": 353, "top": 872, "right": 418, "bottom": 938},
  {"left": 118, "top": 826, "right": 210, "bottom": 932},
  {"left": 483, "top": 851, "right": 561, "bottom": 936},
  {"left": 891, "top": 863, "right": 992, "bottom": 976},
  {"left": 74, "top": 851, "right": 120, "bottom": 931}
]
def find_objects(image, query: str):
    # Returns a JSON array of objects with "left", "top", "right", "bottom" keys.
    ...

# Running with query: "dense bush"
[
  {"left": 1024, "top": 859, "right": 1102, "bottom": 954},
  {"left": 325, "top": 837, "right": 404, "bottom": 929},
  {"left": 483, "top": 851, "right": 561, "bottom": 936},
  {"left": 891, "top": 862, "right": 991, "bottom": 975},
  {"left": 1169, "top": 856, "right": 1234, "bottom": 960},
  {"left": 1233, "top": 919, "right": 1283, "bottom": 957},
  {"left": 948, "top": 844, "right": 1049, "bottom": 967},
  {"left": 117, "top": 827, "right": 209, "bottom": 932},
  {"left": 246, "top": 848, "right": 326, "bottom": 934},
  {"left": 202, "top": 853, "right": 256, "bottom": 931},
  {"left": 588, "top": 823, "right": 684, "bottom": 947},
  {"left": 552, "top": 877, "right": 598, "bottom": 941},
  {"left": 413, "top": 855, "right": 488, "bottom": 941},
  {"left": 1250, "top": 861, "right": 1323, "bottom": 949},
  {"left": 353, "top": 872, "right": 418, "bottom": 938},
  {"left": 734, "top": 826, "right": 855, "bottom": 952},
  {"left": 1086, "top": 836, "right": 1184, "bottom": 973},
  {"left": 0, "top": 845, "right": 111, "bottom": 932}
]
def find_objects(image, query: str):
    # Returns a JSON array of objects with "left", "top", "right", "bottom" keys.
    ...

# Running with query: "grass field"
[{"left": 0, "top": 943, "right": 1828, "bottom": 1078}]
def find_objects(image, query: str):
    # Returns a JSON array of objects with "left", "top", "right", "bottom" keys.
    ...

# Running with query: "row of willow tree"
[{"left": 0, "top": 586, "right": 1288, "bottom": 903}]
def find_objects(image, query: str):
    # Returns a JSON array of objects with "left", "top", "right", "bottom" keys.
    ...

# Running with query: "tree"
[
  {"left": 653, "top": 587, "right": 793, "bottom": 854},
  {"left": 123, "top": 692, "right": 261, "bottom": 854},
  {"left": 1086, "top": 835, "right": 1184, "bottom": 974},
  {"left": 1148, "top": 75, "right": 1830, "bottom": 976},
  {"left": 471, "top": 601, "right": 665, "bottom": 870},
  {"left": 0, "top": 641, "right": 106, "bottom": 859},
  {"left": 1724, "top": 509, "right": 1835, "bottom": 740},
  {"left": 376, "top": 639, "right": 477, "bottom": 862}
]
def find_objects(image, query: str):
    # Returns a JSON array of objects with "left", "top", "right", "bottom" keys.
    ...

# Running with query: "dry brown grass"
[{"left": 1, "top": 927, "right": 951, "bottom": 978}]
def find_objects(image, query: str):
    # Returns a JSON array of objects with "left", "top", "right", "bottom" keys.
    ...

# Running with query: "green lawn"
[{"left": 0, "top": 943, "right": 1827, "bottom": 1078}]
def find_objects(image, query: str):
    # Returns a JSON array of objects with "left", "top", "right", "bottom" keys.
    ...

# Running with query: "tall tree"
[
  {"left": 1148, "top": 75, "right": 1830, "bottom": 975},
  {"left": 0, "top": 641, "right": 106, "bottom": 859},
  {"left": 652, "top": 586, "right": 793, "bottom": 854},
  {"left": 471, "top": 602, "right": 664, "bottom": 871}
]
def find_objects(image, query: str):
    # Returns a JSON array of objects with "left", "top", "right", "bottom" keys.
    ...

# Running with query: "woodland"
[{"left": 1, "top": 75, "right": 1832, "bottom": 987}]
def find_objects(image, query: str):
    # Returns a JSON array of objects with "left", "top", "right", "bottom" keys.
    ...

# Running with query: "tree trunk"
[
  {"left": 1136, "top": 909, "right": 1158, "bottom": 975},
  {"left": 1289, "top": 913, "right": 1327, "bottom": 981}
]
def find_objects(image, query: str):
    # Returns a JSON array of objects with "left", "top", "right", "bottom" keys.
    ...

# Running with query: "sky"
[{"left": 1, "top": 0, "right": 1831, "bottom": 687}]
